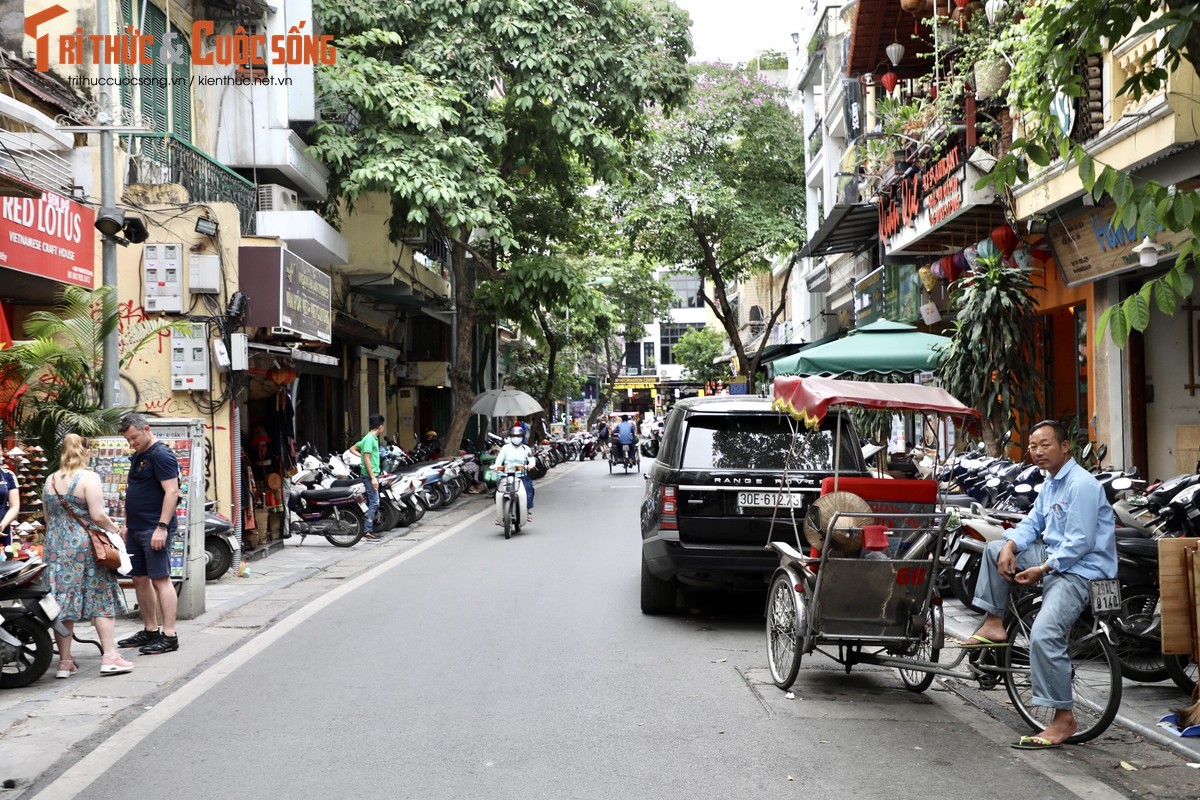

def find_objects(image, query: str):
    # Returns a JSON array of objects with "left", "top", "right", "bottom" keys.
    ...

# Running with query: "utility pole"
[{"left": 97, "top": 0, "right": 119, "bottom": 408}]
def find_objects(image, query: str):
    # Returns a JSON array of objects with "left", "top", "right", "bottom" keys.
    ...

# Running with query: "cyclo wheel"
[
  {"left": 898, "top": 601, "right": 941, "bottom": 693},
  {"left": 1165, "top": 655, "right": 1196, "bottom": 696},
  {"left": 1003, "top": 603, "right": 1122, "bottom": 744},
  {"left": 502, "top": 495, "right": 512, "bottom": 539},
  {"left": 766, "top": 570, "right": 806, "bottom": 690}
]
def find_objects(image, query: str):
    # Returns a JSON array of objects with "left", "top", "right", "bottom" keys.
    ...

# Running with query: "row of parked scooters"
[{"left": 926, "top": 441, "right": 1198, "bottom": 697}]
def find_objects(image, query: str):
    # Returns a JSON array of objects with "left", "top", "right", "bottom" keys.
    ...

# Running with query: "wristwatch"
[{"left": 156, "top": 522, "right": 169, "bottom": 530}]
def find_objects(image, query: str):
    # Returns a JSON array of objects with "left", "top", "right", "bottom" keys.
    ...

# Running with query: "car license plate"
[
  {"left": 38, "top": 594, "right": 60, "bottom": 619},
  {"left": 1089, "top": 578, "right": 1121, "bottom": 615},
  {"left": 737, "top": 492, "right": 804, "bottom": 509}
]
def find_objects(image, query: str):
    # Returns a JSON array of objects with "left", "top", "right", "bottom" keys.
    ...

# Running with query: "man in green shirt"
[{"left": 349, "top": 413, "right": 385, "bottom": 541}]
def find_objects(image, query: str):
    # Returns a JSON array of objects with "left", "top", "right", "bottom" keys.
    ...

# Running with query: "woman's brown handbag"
[{"left": 52, "top": 483, "right": 121, "bottom": 570}]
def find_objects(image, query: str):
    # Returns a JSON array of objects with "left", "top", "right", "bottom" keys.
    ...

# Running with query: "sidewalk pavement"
[
  {"left": 0, "top": 491, "right": 495, "bottom": 796},
  {"left": 941, "top": 596, "right": 1200, "bottom": 761}
]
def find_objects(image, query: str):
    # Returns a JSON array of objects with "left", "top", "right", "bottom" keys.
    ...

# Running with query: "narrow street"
[{"left": 21, "top": 461, "right": 1200, "bottom": 800}]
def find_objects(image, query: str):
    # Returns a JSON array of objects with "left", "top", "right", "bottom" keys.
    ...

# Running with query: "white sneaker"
[{"left": 100, "top": 653, "right": 133, "bottom": 675}]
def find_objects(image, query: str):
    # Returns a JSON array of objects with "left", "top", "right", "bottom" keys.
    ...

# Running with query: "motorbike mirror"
[
  {"left": 1081, "top": 442, "right": 1093, "bottom": 462},
  {"left": 640, "top": 439, "right": 659, "bottom": 459},
  {"left": 1124, "top": 466, "right": 1139, "bottom": 477},
  {"left": 1097, "top": 443, "right": 1108, "bottom": 463},
  {"left": 977, "top": 442, "right": 987, "bottom": 453},
  {"left": 1112, "top": 477, "right": 1132, "bottom": 491},
  {"left": 1014, "top": 483, "right": 1031, "bottom": 493}
]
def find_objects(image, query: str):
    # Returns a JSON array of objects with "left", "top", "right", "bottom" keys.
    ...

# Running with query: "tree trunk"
[
  {"left": 445, "top": 241, "right": 476, "bottom": 456},
  {"left": 586, "top": 333, "right": 619, "bottom": 428}
]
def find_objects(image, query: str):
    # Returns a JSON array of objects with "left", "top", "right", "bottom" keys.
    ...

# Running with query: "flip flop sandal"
[
  {"left": 957, "top": 634, "right": 1010, "bottom": 649},
  {"left": 1011, "top": 735, "right": 1061, "bottom": 750}
]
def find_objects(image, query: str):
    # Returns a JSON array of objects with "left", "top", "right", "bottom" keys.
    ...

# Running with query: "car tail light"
[{"left": 661, "top": 485, "right": 678, "bottom": 530}]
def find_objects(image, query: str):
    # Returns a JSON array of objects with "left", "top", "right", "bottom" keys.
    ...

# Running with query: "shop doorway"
[{"left": 1036, "top": 302, "right": 1090, "bottom": 433}]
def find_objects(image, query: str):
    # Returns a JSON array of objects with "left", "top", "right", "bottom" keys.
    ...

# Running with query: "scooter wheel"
[
  {"left": 205, "top": 537, "right": 234, "bottom": 581},
  {"left": 0, "top": 615, "right": 53, "bottom": 688}
]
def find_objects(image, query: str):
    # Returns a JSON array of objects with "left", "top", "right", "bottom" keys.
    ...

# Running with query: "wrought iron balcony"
[{"left": 127, "top": 133, "right": 257, "bottom": 234}]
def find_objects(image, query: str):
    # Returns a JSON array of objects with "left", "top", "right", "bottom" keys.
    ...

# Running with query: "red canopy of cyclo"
[{"left": 772, "top": 376, "right": 980, "bottom": 427}]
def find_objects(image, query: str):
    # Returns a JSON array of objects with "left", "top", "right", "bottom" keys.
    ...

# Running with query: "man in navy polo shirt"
[{"left": 116, "top": 413, "right": 182, "bottom": 655}]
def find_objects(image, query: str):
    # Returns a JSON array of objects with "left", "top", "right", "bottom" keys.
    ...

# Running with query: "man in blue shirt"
[
  {"left": 614, "top": 416, "right": 638, "bottom": 465},
  {"left": 965, "top": 419, "right": 1117, "bottom": 749},
  {"left": 116, "top": 413, "right": 182, "bottom": 655}
]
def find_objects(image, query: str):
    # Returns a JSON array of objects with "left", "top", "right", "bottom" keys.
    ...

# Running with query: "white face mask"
[{"left": 509, "top": 436, "right": 522, "bottom": 445}]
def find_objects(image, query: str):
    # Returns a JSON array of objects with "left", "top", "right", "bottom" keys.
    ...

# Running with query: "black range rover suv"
[{"left": 639, "top": 396, "right": 865, "bottom": 614}]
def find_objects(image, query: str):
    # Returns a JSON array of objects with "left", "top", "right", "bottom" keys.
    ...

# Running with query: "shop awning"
[
  {"left": 771, "top": 319, "right": 949, "bottom": 377},
  {"left": 757, "top": 341, "right": 808, "bottom": 364},
  {"left": 773, "top": 375, "right": 979, "bottom": 426},
  {"left": 847, "top": 0, "right": 933, "bottom": 80},
  {"left": 799, "top": 203, "right": 878, "bottom": 259}
]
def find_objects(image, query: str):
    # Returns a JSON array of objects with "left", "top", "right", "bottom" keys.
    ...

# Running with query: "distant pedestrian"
[
  {"left": 116, "top": 413, "right": 182, "bottom": 656},
  {"left": 349, "top": 413, "right": 386, "bottom": 541}
]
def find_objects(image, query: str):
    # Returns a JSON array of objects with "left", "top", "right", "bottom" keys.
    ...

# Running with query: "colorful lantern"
[
  {"left": 268, "top": 365, "right": 298, "bottom": 385},
  {"left": 886, "top": 42, "right": 905, "bottom": 67},
  {"left": 990, "top": 224, "right": 1020, "bottom": 254},
  {"left": 976, "top": 238, "right": 998, "bottom": 260},
  {"left": 984, "top": 0, "right": 1009, "bottom": 24},
  {"left": 879, "top": 71, "right": 898, "bottom": 95},
  {"left": 954, "top": 0, "right": 969, "bottom": 7},
  {"left": 919, "top": 266, "right": 938, "bottom": 292},
  {"left": 962, "top": 245, "right": 979, "bottom": 269},
  {"left": 951, "top": 250, "right": 969, "bottom": 276}
]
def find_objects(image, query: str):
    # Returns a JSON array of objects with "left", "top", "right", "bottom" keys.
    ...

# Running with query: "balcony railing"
[{"left": 127, "top": 133, "right": 257, "bottom": 234}]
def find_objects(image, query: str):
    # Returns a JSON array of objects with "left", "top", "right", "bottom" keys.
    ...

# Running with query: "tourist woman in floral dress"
[{"left": 43, "top": 434, "right": 132, "bottom": 677}]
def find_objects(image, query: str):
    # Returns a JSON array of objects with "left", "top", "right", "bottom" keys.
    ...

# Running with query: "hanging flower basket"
[{"left": 973, "top": 57, "right": 1010, "bottom": 100}]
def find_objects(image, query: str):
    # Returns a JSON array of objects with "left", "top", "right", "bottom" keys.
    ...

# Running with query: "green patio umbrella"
[{"left": 772, "top": 319, "right": 950, "bottom": 377}]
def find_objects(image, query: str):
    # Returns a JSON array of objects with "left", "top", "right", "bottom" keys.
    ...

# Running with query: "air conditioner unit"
[
  {"left": 400, "top": 225, "right": 427, "bottom": 245},
  {"left": 258, "top": 183, "right": 300, "bottom": 212}
]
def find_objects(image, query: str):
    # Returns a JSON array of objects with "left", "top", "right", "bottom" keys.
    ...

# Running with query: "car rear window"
[{"left": 680, "top": 414, "right": 859, "bottom": 471}]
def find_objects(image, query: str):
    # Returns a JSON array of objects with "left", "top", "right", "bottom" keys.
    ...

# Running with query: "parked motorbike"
[
  {"left": 288, "top": 453, "right": 368, "bottom": 547},
  {"left": 204, "top": 501, "right": 238, "bottom": 581},
  {"left": 0, "top": 557, "right": 68, "bottom": 688}
]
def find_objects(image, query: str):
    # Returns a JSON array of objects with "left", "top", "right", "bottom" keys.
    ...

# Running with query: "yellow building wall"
[
  {"left": 337, "top": 194, "right": 451, "bottom": 299},
  {"left": 114, "top": 199, "right": 242, "bottom": 520}
]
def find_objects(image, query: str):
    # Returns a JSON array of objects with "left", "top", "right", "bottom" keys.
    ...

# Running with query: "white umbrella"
[{"left": 470, "top": 389, "right": 543, "bottom": 418}]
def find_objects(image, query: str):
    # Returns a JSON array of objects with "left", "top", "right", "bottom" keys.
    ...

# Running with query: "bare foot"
[{"left": 1033, "top": 710, "right": 1078, "bottom": 745}]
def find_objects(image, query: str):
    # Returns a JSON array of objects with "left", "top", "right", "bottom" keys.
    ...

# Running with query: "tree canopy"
[
  {"left": 672, "top": 326, "right": 729, "bottom": 385},
  {"left": 620, "top": 63, "right": 806, "bottom": 390},
  {"left": 309, "top": 0, "right": 694, "bottom": 449}
]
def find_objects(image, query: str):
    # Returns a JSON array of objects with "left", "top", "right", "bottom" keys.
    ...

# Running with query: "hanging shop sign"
[
  {"left": 883, "top": 263, "right": 922, "bottom": 324},
  {"left": 877, "top": 146, "right": 992, "bottom": 254},
  {"left": 854, "top": 266, "right": 885, "bottom": 326},
  {"left": 239, "top": 246, "right": 332, "bottom": 342},
  {"left": 614, "top": 377, "right": 659, "bottom": 391},
  {"left": 0, "top": 189, "right": 95, "bottom": 287},
  {"left": 1045, "top": 201, "right": 1192, "bottom": 287}
]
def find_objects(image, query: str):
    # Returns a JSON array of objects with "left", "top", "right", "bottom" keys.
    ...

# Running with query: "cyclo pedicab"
[
  {"left": 608, "top": 412, "right": 641, "bottom": 474},
  {"left": 763, "top": 376, "right": 1122, "bottom": 744}
]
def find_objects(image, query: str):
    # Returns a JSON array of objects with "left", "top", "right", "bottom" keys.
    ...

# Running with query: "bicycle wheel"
[
  {"left": 1003, "top": 609, "right": 1122, "bottom": 744},
  {"left": 765, "top": 571, "right": 806, "bottom": 690},
  {"left": 898, "top": 602, "right": 941, "bottom": 693},
  {"left": 1165, "top": 655, "right": 1196, "bottom": 696},
  {"left": 502, "top": 496, "right": 512, "bottom": 539},
  {"left": 1112, "top": 587, "right": 1168, "bottom": 683}
]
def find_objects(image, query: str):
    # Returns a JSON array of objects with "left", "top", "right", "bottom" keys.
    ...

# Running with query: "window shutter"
[
  {"left": 140, "top": 4, "right": 169, "bottom": 161},
  {"left": 117, "top": 0, "right": 135, "bottom": 123},
  {"left": 170, "top": 27, "right": 191, "bottom": 141}
]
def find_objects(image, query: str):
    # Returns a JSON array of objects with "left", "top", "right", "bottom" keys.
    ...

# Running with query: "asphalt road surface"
[{"left": 30, "top": 460, "right": 1200, "bottom": 799}]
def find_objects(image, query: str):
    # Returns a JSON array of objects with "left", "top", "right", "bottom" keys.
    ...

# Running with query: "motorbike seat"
[
  {"left": 0, "top": 560, "right": 28, "bottom": 578},
  {"left": 330, "top": 477, "right": 361, "bottom": 487},
  {"left": 1115, "top": 525, "right": 1152, "bottom": 540},
  {"left": 1115, "top": 536, "right": 1158, "bottom": 557},
  {"left": 941, "top": 493, "right": 976, "bottom": 508},
  {"left": 302, "top": 487, "right": 355, "bottom": 502}
]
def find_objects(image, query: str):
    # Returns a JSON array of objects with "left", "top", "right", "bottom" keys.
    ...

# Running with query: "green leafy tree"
[
  {"left": 0, "top": 286, "right": 180, "bottom": 465},
  {"left": 980, "top": 2, "right": 1200, "bottom": 345},
  {"left": 935, "top": 253, "right": 1043, "bottom": 453},
  {"left": 476, "top": 255, "right": 611, "bottom": 435},
  {"left": 310, "top": 0, "right": 692, "bottom": 450},
  {"left": 672, "top": 326, "right": 729, "bottom": 385},
  {"left": 622, "top": 63, "right": 807, "bottom": 392},
  {"left": 587, "top": 258, "right": 677, "bottom": 425}
]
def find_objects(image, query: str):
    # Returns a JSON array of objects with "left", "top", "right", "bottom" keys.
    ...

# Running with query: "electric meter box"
[
  {"left": 189, "top": 254, "right": 221, "bottom": 294},
  {"left": 171, "top": 323, "right": 210, "bottom": 391},
  {"left": 144, "top": 243, "right": 184, "bottom": 313}
]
